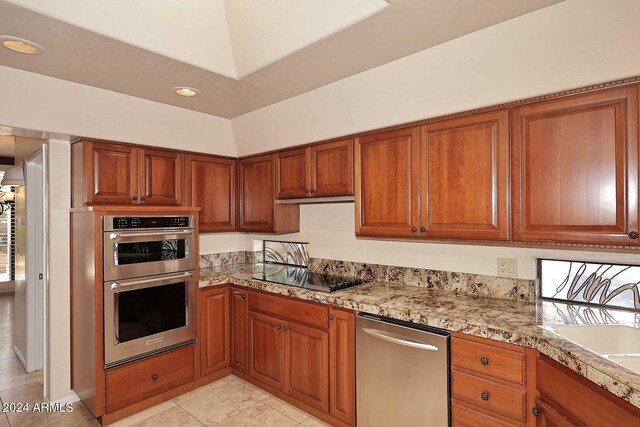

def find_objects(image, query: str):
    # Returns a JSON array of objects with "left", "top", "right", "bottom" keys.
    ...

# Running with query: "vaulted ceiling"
[{"left": 0, "top": 0, "right": 562, "bottom": 118}]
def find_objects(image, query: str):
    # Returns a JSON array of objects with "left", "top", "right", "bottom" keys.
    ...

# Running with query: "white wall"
[
  {"left": 234, "top": 0, "right": 640, "bottom": 279},
  {"left": 0, "top": 66, "right": 236, "bottom": 156},
  {"left": 232, "top": 0, "right": 640, "bottom": 153}
]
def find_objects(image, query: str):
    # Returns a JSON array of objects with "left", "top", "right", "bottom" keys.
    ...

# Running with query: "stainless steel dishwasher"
[{"left": 356, "top": 313, "right": 450, "bottom": 427}]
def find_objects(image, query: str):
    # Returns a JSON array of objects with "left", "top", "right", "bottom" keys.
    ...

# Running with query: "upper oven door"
[{"left": 104, "top": 228, "right": 197, "bottom": 281}]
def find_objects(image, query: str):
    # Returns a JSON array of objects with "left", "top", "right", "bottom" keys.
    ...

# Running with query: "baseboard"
[
  {"left": 49, "top": 391, "right": 80, "bottom": 405},
  {"left": 13, "top": 345, "right": 26, "bottom": 368}
]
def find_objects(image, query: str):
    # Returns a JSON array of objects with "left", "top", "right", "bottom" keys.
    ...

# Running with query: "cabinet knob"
[
  {"left": 132, "top": 196, "right": 138, "bottom": 202},
  {"left": 411, "top": 226, "right": 417, "bottom": 233},
  {"left": 532, "top": 407, "right": 540, "bottom": 417},
  {"left": 283, "top": 325, "right": 287, "bottom": 332},
  {"left": 329, "top": 314, "right": 334, "bottom": 320},
  {"left": 420, "top": 227, "right": 426, "bottom": 233},
  {"left": 241, "top": 294, "right": 245, "bottom": 300},
  {"left": 310, "top": 188, "right": 315, "bottom": 193},
  {"left": 629, "top": 231, "right": 639, "bottom": 239},
  {"left": 481, "top": 392, "right": 489, "bottom": 401},
  {"left": 152, "top": 374, "right": 158, "bottom": 381},
  {"left": 140, "top": 196, "right": 146, "bottom": 202},
  {"left": 304, "top": 189, "right": 309, "bottom": 193},
  {"left": 277, "top": 325, "right": 282, "bottom": 330},
  {"left": 480, "top": 357, "right": 489, "bottom": 366}
]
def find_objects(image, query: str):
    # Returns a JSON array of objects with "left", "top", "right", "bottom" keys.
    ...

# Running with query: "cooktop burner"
[{"left": 252, "top": 263, "right": 368, "bottom": 293}]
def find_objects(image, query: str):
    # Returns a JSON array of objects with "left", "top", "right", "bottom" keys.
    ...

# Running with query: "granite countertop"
[{"left": 199, "top": 263, "right": 640, "bottom": 409}]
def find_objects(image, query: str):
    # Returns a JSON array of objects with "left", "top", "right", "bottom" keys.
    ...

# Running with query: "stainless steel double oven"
[{"left": 103, "top": 215, "right": 197, "bottom": 367}]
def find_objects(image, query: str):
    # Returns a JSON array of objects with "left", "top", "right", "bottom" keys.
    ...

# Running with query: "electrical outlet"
[{"left": 497, "top": 258, "right": 518, "bottom": 277}]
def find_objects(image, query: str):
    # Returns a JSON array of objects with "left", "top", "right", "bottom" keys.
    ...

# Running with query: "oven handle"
[
  {"left": 109, "top": 230, "right": 192, "bottom": 240},
  {"left": 110, "top": 272, "right": 193, "bottom": 292}
]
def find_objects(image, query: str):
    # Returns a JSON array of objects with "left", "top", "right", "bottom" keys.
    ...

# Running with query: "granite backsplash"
[{"left": 199, "top": 251, "right": 535, "bottom": 302}]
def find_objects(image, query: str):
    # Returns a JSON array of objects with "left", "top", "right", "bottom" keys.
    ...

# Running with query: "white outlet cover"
[{"left": 497, "top": 258, "right": 518, "bottom": 277}]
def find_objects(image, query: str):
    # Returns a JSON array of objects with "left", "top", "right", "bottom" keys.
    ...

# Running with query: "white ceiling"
[{"left": 0, "top": 0, "right": 562, "bottom": 118}]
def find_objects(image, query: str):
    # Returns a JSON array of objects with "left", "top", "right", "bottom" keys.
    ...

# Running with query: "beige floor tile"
[
  {"left": 130, "top": 406, "right": 204, "bottom": 427},
  {"left": 0, "top": 369, "right": 42, "bottom": 392},
  {"left": 215, "top": 402, "right": 298, "bottom": 427},
  {"left": 44, "top": 402, "right": 101, "bottom": 427},
  {"left": 300, "top": 416, "right": 332, "bottom": 426},
  {"left": 0, "top": 381, "right": 44, "bottom": 404},
  {"left": 0, "top": 355, "right": 24, "bottom": 375},
  {"left": 177, "top": 382, "right": 258, "bottom": 426},
  {"left": 171, "top": 378, "right": 228, "bottom": 405},
  {"left": 0, "top": 413, "right": 8, "bottom": 427},
  {"left": 262, "top": 396, "right": 310, "bottom": 423},
  {"left": 107, "top": 401, "right": 176, "bottom": 427},
  {"left": 227, "top": 377, "right": 271, "bottom": 401},
  {"left": 3, "top": 401, "right": 73, "bottom": 427}
]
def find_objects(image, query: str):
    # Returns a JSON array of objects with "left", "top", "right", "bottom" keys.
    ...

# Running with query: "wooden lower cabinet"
[
  {"left": 535, "top": 355, "right": 640, "bottom": 426},
  {"left": 105, "top": 345, "right": 194, "bottom": 413},
  {"left": 285, "top": 321, "right": 329, "bottom": 412},
  {"left": 249, "top": 311, "right": 286, "bottom": 391},
  {"left": 199, "top": 287, "right": 230, "bottom": 376},
  {"left": 329, "top": 308, "right": 356, "bottom": 425},
  {"left": 230, "top": 288, "right": 248, "bottom": 372}
]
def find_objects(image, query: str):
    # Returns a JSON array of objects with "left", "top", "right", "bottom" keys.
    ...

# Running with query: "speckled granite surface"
[{"left": 199, "top": 263, "right": 640, "bottom": 409}]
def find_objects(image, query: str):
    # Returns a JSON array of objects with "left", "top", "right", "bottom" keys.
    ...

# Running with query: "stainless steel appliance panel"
[
  {"left": 356, "top": 314, "right": 450, "bottom": 427},
  {"left": 103, "top": 227, "right": 196, "bottom": 281},
  {"left": 104, "top": 270, "right": 196, "bottom": 367}
]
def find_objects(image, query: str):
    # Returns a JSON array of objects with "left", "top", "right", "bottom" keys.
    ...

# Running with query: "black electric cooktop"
[{"left": 252, "top": 263, "right": 368, "bottom": 293}]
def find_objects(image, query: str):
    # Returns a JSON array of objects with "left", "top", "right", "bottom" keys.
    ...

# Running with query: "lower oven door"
[
  {"left": 104, "top": 271, "right": 196, "bottom": 367},
  {"left": 103, "top": 229, "right": 197, "bottom": 281}
]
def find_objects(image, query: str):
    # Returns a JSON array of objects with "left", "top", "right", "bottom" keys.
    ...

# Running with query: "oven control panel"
[{"left": 110, "top": 216, "right": 191, "bottom": 229}]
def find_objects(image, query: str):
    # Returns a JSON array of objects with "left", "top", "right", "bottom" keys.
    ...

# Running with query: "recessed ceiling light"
[
  {"left": 0, "top": 36, "right": 44, "bottom": 55},
  {"left": 173, "top": 87, "right": 199, "bottom": 97}
]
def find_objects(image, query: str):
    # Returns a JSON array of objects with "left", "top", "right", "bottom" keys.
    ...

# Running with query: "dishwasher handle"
[{"left": 362, "top": 327, "right": 439, "bottom": 351}]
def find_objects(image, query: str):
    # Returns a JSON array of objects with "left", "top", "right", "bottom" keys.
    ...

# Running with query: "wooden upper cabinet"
[
  {"left": 419, "top": 110, "right": 509, "bottom": 240},
  {"left": 310, "top": 139, "right": 354, "bottom": 197},
  {"left": 138, "top": 148, "right": 184, "bottom": 206},
  {"left": 355, "top": 127, "right": 420, "bottom": 237},
  {"left": 186, "top": 155, "right": 237, "bottom": 232},
  {"left": 239, "top": 154, "right": 299, "bottom": 233},
  {"left": 276, "top": 139, "right": 354, "bottom": 199},
  {"left": 276, "top": 148, "right": 310, "bottom": 199},
  {"left": 512, "top": 86, "right": 639, "bottom": 245},
  {"left": 75, "top": 140, "right": 137, "bottom": 206}
]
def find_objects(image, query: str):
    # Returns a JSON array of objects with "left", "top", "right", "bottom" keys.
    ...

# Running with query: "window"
[
  {"left": 539, "top": 259, "right": 640, "bottom": 312},
  {"left": 0, "top": 171, "right": 15, "bottom": 282}
]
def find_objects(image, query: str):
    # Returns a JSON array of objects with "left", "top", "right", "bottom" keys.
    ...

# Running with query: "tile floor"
[{"left": 0, "top": 292, "right": 330, "bottom": 426}]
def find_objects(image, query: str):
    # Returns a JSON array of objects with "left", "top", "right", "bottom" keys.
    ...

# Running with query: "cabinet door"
[
  {"left": 85, "top": 141, "right": 137, "bottom": 205},
  {"left": 355, "top": 127, "right": 420, "bottom": 237},
  {"left": 239, "top": 155, "right": 275, "bottom": 232},
  {"left": 276, "top": 148, "right": 310, "bottom": 199},
  {"left": 310, "top": 139, "right": 354, "bottom": 197},
  {"left": 230, "top": 288, "right": 248, "bottom": 372},
  {"left": 199, "top": 287, "right": 230, "bottom": 376},
  {"left": 512, "top": 86, "right": 639, "bottom": 245},
  {"left": 186, "top": 155, "right": 237, "bottom": 232},
  {"left": 534, "top": 399, "right": 581, "bottom": 427},
  {"left": 249, "top": 311, "right": 285, "bottom": 391},
  {"left": 420, "top": 110, "right": 509, "bottom": 240},
  {"left": 329, "top": 309, "right": 355, "bottom": 425},
  {"left": 284, "top": 321, "right": 329, "bottom": 413},
  {"left": 138, "top": 148, "right": 184, "bottom": 205}
]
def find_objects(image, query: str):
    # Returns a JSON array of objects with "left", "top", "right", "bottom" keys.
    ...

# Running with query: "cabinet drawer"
[
  {"left": 106, "top": 345, "right": 194, "bottom": 413},
  {"left": 452, "top": 371, "right": 526, "bottom": 423},
  {"left": 452, "top": 403, "right": 519, "bottom": 427},
  {"left": 248, "top": 292, "right": 328, "bottom": 329},
  {"left": 452, "top": 337, "right": 525, "bottom": 384}
]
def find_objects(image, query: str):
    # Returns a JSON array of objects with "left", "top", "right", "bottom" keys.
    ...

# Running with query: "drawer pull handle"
[
  {"left": 532, "top": 407, "right": 540, "bottom": 417},
  {"left": 152, "top": 374, "right": 159, "bottom": 381},
  {"left": 481, "top": 392, "right": 489, "bottom": 401},
  {"left": 480, "top": 357, "right": 489, "bottom": 366}
]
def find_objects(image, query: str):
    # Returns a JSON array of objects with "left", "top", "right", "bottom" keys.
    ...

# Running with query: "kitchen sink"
[
  {"left": 608, "top": 355, "right": 640, "bottom": 374},
  {"left": 545, "top": 325, "right": 640, "bottom": 356}
]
